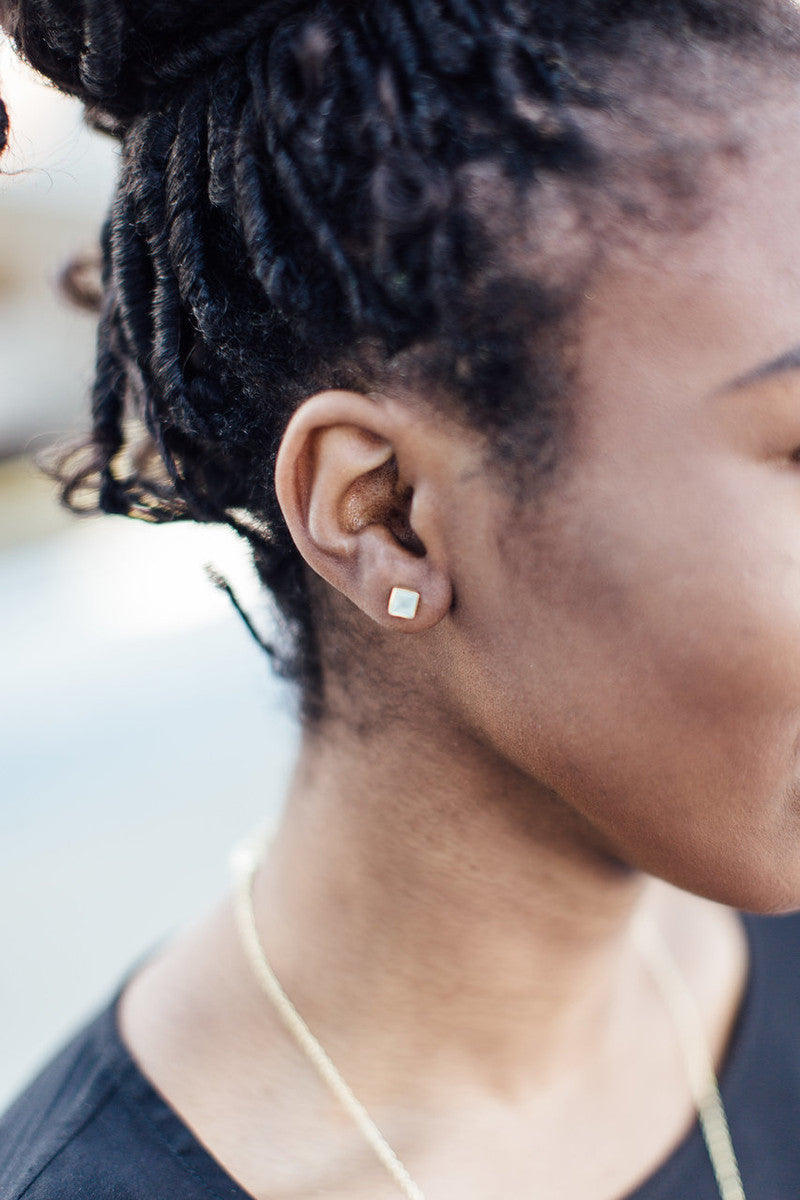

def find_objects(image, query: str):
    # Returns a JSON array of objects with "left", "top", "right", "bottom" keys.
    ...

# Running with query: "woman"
[{"left": 2, "top": 0, "right": 800, "bottom": 1196}]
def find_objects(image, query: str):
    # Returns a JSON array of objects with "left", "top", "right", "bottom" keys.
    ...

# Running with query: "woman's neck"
[
  {"left": 245, "top": 717, "right": 741, "bottom": 1103},
  {"left": 117, "top": 712, "right": 748, "bottom": 1200}
]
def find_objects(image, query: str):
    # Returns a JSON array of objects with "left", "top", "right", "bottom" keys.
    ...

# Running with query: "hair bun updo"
[{"left": 0, "top": 0, "right": 308, "bottom": 128}]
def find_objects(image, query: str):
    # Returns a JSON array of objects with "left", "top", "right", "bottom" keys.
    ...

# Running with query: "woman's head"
[
  {"left": 0, "top": 1, "right": 785, "bottom": 701},
  {"left": 5, "top": 0, "right": 800, "bottom": 910}
]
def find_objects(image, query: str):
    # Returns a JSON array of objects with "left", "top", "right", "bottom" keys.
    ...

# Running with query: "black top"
[{"left": 2, "top": 911, "right": 800, "bottom": 1200}]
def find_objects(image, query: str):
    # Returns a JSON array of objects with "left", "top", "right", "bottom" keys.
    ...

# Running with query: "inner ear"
[{"left": 342, "top": 455, "right": 426, "bottom": 556}]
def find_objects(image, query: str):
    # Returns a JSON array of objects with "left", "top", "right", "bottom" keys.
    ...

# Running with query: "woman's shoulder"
[
  {"left": 0, "top": 974, "right": 250, "bottom": 1200},
  {"left": 0, "top": 987, "right": 132, "bottom": 1199}
]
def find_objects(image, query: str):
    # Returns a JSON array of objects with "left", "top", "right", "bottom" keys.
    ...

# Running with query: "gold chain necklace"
[{"left": 230, "top": 832, "right": 746, "bottom": 1200}]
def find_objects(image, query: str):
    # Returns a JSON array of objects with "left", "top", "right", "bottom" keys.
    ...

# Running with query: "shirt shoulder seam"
[{"left": 13, "top": 1078, "right": 120, "bottom": 1200}]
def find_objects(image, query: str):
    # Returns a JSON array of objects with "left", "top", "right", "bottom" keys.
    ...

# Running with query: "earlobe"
[{"left": 274, "top": 389, "right": 452, "bottom": 632}]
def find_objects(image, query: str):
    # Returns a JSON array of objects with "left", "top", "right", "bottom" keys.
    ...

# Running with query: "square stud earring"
[{"left": 387, "top": 586, "right": 420, "bottom": 620}]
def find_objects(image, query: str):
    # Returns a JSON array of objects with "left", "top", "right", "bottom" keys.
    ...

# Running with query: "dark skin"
[{"left": 117, "top": 81, "right": 800, "bottom": 1199}]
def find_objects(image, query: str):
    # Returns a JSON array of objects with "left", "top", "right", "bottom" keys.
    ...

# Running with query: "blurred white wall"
[
  {"left": 0, "top": 41, "right": 300, "bottom": 1110},
  {"left": 0, "top": 36, "right": 119, "bottom": 455}
]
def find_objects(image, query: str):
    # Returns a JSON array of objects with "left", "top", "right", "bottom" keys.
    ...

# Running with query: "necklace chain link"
[{"left": 230, "top": 831, "right": 745, "bottom": 1200}]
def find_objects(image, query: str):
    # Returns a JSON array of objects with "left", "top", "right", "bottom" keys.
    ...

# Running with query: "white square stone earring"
[{"left": 387, "top": 586, "right": 420, "bottom": 620}]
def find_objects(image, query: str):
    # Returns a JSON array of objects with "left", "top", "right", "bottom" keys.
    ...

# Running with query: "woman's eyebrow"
[{"left": 720, "top": 344, "right": 800, "bottom": 393}]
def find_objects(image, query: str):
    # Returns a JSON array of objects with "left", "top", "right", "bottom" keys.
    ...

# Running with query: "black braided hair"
[{"left": 0, "top": 0, "right": 790, "bottom": 722}]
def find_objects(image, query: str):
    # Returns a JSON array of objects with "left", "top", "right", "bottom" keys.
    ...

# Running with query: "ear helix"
[{"left": 387, "top": 586, "right": 420, "bottom": 620}]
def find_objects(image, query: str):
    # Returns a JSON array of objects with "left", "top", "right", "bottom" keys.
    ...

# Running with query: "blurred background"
[{"left": 0, "top": 38, "right": 299, "bottom": 1109}]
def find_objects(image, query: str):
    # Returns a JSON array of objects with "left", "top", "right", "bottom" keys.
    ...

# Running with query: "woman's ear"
[{"left": 274, "top": 390, "right": 453, "bottom": 631}]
